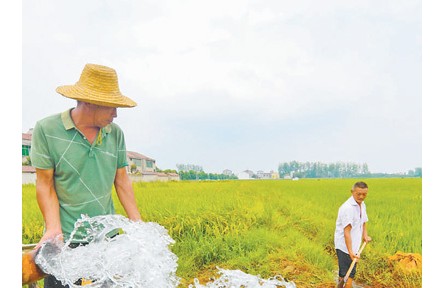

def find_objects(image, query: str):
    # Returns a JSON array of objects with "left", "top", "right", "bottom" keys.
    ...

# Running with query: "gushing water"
[
  {"left": 35, "top": 215, "right": 296, "bottom": 288},
  {"left": 191, "top": 268, "right": 296, "bottom": 288},
  {"left": 35, "top": 215, "right": 180, "bottom": 287}
]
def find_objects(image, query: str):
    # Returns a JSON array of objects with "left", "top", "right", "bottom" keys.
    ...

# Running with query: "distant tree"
[
  {"left": 278, "top": 162, "right": 290, "bottom": 178},
  {"left": 278, "top": 161, "right": 373, "bottom": 178},
  {"left": 176, "top": 163, "right": 204, "bottom": 174},
  {"left": 362, "top": 163, "right": 370, "bottom": 175},
  {"left": 411, "top": 167, "right": 422, "bottom": 177},
  {"left": 177, "top": 166, "right": 239, "bottom": 180}
]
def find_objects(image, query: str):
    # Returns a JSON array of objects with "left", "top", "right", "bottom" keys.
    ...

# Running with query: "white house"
[
  {"left": 238, "top": 170, "right": 254, "bottom": 180},
  {"left": 126, "top": 151, "right": 156, "bottom": 174}
]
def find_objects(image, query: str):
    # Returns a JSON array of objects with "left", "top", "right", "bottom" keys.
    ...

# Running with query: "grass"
[{"left": 22, "top": 178, "right": 421, "bottom": 287}]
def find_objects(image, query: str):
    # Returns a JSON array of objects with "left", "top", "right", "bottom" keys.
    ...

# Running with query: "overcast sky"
[{"left": 22, "top": 0, "right": 422, "bottom": 174}]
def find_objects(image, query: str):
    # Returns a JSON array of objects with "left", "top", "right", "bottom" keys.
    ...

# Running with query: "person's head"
[
  {"left": 56, "top": 63, "right": 137, "bottom": 109},
  {"left": 351, "top": 181, "right": 368, "bottom": 205}
]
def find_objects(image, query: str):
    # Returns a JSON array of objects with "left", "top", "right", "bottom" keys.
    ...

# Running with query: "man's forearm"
[
  {"left": 36, "top": 169, "right": 62, "bottom": 233},
  {"left": 344, "top": 232, "right": 353, "bottom": 255},
  {"left": 344, "top": 225, "right": 355, "bottom": 258},
  {"left": 117, "top": 188, "right": 141, "bottom": 220},
  {"left": 36, "top": 188, "right": 61, "bottom": 231},
  {"left": 114, "top": 168, "right": 142, "bottom": 221}
]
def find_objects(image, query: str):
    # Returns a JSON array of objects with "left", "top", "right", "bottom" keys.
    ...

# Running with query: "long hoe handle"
[{"left": 342, "top": 241, "right": 367, "bottom": 287}]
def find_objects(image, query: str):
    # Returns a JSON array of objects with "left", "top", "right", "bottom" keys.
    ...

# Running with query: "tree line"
[
  {"left": 175, "top": 164, "right": 238, "bottom": 180},
  {"left": 278, "top": 161, "right": 370, "bottom": 178},
  {"left": 178, "top": 170, "right": 238, "bottom": 180},
  {"left": 278, "top": 161, "right": 421, "bottom": 178}
]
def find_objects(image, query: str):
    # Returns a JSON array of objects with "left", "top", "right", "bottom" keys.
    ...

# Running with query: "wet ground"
[{"left": 333, "top": 281, "right": 369, "bottom": 288}]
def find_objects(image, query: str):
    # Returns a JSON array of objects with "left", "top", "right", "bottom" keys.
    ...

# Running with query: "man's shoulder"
[
  {"left": 35, "top": 112, "right": 63, "bottom": 127},
  {"left": 339, "top": 198, "right": 354, "bottom": 212},
  {"left": 109, "top": 122, "right": 123, "bottom": 131},
  {"left": 106, "top": 122, "right": 125, "bottom": 136}
]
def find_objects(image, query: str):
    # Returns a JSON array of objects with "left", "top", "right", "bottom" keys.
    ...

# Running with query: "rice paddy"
[{"left": 22, "top": 178, "right": 421, "bottom": 287}]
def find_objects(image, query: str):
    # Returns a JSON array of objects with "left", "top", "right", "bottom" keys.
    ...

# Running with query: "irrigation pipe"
[{"left": 22, "top": 243, "right": 37, "bottom": 251}]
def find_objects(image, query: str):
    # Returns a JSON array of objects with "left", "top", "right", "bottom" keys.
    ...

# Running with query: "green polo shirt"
[{"left": 30, "top": 109, "right": 128, "bottom": 242}]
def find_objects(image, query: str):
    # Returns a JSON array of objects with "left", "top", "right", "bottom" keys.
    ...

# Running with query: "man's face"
[
  {"left": 351, "top": 187, "right": 368, "bottom": 205},
  {"left": 93, "top": 105, "right": 117, "bottom": 127}
]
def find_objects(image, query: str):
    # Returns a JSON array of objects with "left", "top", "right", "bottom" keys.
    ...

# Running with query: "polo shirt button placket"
[{"left": 88, "top": 138, "right": 94, "bottom": 157}]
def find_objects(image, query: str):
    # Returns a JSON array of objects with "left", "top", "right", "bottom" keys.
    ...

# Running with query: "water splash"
[
  {"left": 190, "top": 268, "right": 296, "bottom": 288},
  {"left": 35, "top": 214, "right": 296, "bottom": 288},
  {"left": 35, "top": 214, "right": 180, "bottom": 287}
]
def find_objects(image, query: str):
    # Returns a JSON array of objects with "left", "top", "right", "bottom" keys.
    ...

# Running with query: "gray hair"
[{"left": 352, "top": 181, "right": 368, "bottom": 190}]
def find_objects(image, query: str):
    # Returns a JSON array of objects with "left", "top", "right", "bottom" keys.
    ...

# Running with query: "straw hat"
[{"left": 56, "top": 64, "right": 137, "bottom": 108}]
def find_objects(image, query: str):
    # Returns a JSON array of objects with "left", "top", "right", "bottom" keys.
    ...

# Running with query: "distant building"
[
  {"left": 129, "top": 171, "right": 179, "bottom": 183},
  {"left": 238, "top": 170, "right": 254, "bottom": 180},
  {"left": 125, "top": 151, "right": 179, "bottom": 182},
  {"left": 166, "top": 173, "right": 180, "bottom": 181},
  {"left": 257, "top": 170, "right": 271, "bottom": 179},
  {"left": 22, "top": 129, "right": 33, "bottom": 164},
  {"left": 271, "top": 171, "right": 280, "bottom": 179},
  {"left": 257, "top": 170, "right": 280, "bottom": 180},
  {"left": 22, "top": 130, "right": 35, "bottom": 183},
  {"left": 126, "top": 151, "right": 156, "bottom": 174}
]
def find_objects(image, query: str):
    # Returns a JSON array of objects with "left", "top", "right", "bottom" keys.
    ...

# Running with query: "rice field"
[{"left": 22, "top": 178, "right": 422, "bottom": 287}]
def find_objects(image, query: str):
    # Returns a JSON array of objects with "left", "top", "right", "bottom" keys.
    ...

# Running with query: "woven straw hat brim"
[{"left": 56, "top": 85, "right": 137, "bottom": 108}]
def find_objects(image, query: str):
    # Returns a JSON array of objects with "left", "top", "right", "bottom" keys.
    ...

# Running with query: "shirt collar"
[
  {"left": 347, "top": 196, "right": 360, "bottom": 206},
  {"left": 61, "top": 108, "right": 112, "bottom": 134},
  {"left": 61, "top": 109, "right": 75, "bottom": 130},
  {"left": 103, "top": 124, "right": 112, "bottom": 134}
]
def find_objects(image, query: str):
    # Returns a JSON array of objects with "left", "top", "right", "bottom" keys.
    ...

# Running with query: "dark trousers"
[{"left": 336, "top": 249, "right": 357, "bottom": 279}]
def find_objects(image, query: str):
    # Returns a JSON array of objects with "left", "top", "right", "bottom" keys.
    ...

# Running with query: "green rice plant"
[
  {"left": 22, "top": 184, "right": 44, "bottom": 244},
  {"left": 22, "top": 178, "right": 421, "bottom": 287}
]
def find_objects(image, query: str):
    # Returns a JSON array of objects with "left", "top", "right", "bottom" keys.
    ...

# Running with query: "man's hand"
[
  {"left": 35, "top": 230, "right": 63, "bottom": 250},
  {"left": 349, "top": 252, "right": 360, "bottom": 261}
]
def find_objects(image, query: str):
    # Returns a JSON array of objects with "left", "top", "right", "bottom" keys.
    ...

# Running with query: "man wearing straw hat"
[{"left": 30, "top": 63, "right": 142, "bottom": 287}]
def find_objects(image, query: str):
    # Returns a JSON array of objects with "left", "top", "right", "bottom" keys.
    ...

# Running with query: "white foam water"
[
  {"left": 190, "top": 268, "right": 297, "bottom": 288},
  {"left": 35, "top": 214, "right": 180, "bottom": 287},
  {"left": 35, "top": 214, "right": 296, "bottom": 288}
]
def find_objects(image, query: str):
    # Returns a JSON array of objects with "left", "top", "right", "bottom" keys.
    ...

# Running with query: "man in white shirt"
[{"left": 334, "top": 181, "right": 372, "bottom": 288}]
